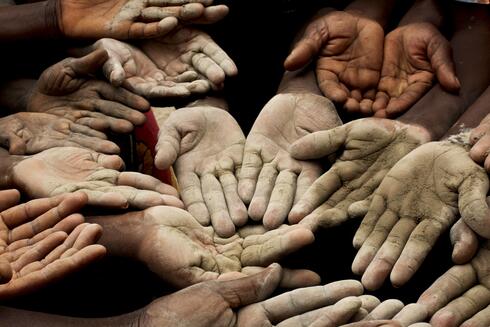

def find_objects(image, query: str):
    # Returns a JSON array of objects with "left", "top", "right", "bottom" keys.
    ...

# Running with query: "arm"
[
  {"left": 345, "top": 0, "right": 396, "bottom": 28},
  {"left": 445, "top": 86, "right": 490, "bottom": 135},
  {"left": 0, "top": 79, "right": 35, "bottom": 114},
  {"left": 0, "top": 148, "right": 23, "bottom": 189},
  {"left": 398, "top": 0, "right": 444, "bottom": 27}
]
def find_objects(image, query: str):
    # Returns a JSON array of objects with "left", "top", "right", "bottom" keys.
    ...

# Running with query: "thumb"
[
  {"left": 7, "top": 134, "right": 27, "bottom": 155},
  {"left": 103, "top": 56, "right": 126, "bottom": 87},
  {"left": 458, "top": 172, "right": 490, "bottom": 239},
  {"left": 428, "top": 36, "right": 460, "bottom": 93},
  {"left": 289, "top": 125, "right": 347, "bottom": 160},
  {"left": 154, "top": 121, "right": 181, "bottom": 170},
  {"left": 450, "top": 218, "right": 479, "bottom": 264},
  {"left": 69, "top": 49, "right": 109, "bottom": 77}
]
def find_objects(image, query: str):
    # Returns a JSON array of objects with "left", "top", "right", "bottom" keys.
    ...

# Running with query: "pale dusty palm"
[
  {"left": 285, "top": 10, "right": 384, "bottom": 114},
  {"left": 11, "top": 147, "right": 183, "bottom": 209},
  {"left": 155, "top": 107, "right": 246, "bottom": 237},
  {"left": 238, "top": 93, "right": 342, "bottom": 230},
  {"left": 0, "top": 112, "right": 119, "bottom": 155},
  {"left": 351, "top": 141, "right": 489, "bottom": 290},
  {"left": 289, "top": 118, "right": 429, "bottom": 232}
]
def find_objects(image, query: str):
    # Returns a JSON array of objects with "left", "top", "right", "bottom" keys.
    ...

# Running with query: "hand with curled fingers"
[
  {"left": 372, "top": 22, "right": 460, "bottom": 118},
  {"left": 351, "top": 140, "right": 490, "bottom": 291},
  {"left": 55, "top": 0, "right": 229, "bottom": 39},
  {"left": 0, "top": 190, "right": 105, "bottom": 299},
  {"left": 470, "top": 111, "right": 490, "bottom": 173},
  {"left": 284, "top": 10, "right": 384, "bottom": 114},
  {"left": 89, "top": 205, "right": 320, "bottom": 289},
  {"left": 288, "top": 118, "right": 429, "bottom": 232},
  {"left": 27, "top": 49, "right": 150, "bottom": 134},
  {"left": 154, "top": 106, "right": 246, "bottom": 237},
  {"left": 10, "top": 147, "right": 183, "bottom": 209},
  {"left": 0, "top": 112, "right": 119, "bottom": 155},
  {"left": 237, "top": 93, "right": 342, "bottom": 230}
]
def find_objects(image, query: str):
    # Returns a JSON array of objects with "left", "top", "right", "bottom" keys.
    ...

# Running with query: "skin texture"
[
  {"left": 27, "top": 49, "right": 150, "bottom": 134},
  {"left": 372, "top": 22, "right": 459, "bottom": 118},
  {"left": 0, "top": 112, "right": 119, "bottom": 155},
  {"left": 10, "top": 147, "right": 183, "bottom": 209},
  {"left": 284, "top": 10, "right": 384, "bottom": 113},
  {"left": 449, "top": 218, "right": 479, "bottom": 265},
  {"left": 288, "top": 118, "right": 430, "bottom": 232},
  {"left": 351, "top": 141, "right": 490, "bottom": 290},
  {"left": 154, "top": 106, "right": 246, "bottom": 237},
  {"left": 55, "top": 0, "right": 229, "bottom": 39},
  {"left": 0, "top": 190, "right": 105, "bottom": 299},
  {"left": 470, "top": 113, "right": 490, "bottom": 173},
  {"left": 238, "top": 93, "right": 342, "bottom": 230}
]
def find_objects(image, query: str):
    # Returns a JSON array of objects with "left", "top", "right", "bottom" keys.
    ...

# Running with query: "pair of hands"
[{"left": 285, "top": 10, "right": 459, "bottom": 117}]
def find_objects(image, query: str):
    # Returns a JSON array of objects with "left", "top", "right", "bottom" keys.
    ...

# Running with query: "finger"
[
  {"left": 450, "top": 219, "right": 479, "bottom": 264},
  {"left": 248, "top": 164, "right": 278, "bottom": 221},
  {"left": 392, "top": 303, "right": 428, "bottom": 326},
  {"left": 289, "top": 125, "right": 348, "bottom": 160},
  {"left": 201, "top": 174, "right": 236, "bottom": 237},
  {"left": 102, "top": 55, "right": 126, "bottom": 86},
  {"left": 284, "top": 20, "right": 327, "bottom": 71},
  {"left": 97, "top": 81, "right": 151, "bottom": 113},
  {"left": 365, "top": 300, "right": 405, "bottom": 321},
  {"left": 353, "top": 195, "right": 387, "bottom": 249},
  {"left": 179, "top": 173, "right": 210, "bottom": 225},
  {"left": 155, "top": 121, "right": 181, "bottom": 170},
  {"left": 91, "top": 99, "right": 146, "bottom": 127},
  {"left": 6, "top": 133, "right": 27, "bottom": 155},
  {"left": 460, "top": 304, "right": 490, "bottom": 327},
  {"left": 385, "top": 82, "right": 432, "bottom": 117},
  {"left": 117, "top": 172, "right": 180, "bottom": 198},
  {"left": 192, "top": 53, "right": 225, "bottom": 85},
  {"left": 241, "top": 267, "right": 321, "bottom": 288},
  {"left": 69, "top": 122, "right": 108, "bottom": 139},
  {"left": 188, "top": 5, "right": 229, "bottom": 24},
  {"left": 146, "top": 0, "right": 213, "bottom": 5},
  {"left": 127, "top": 79, "right": 192, "bottom": 98},
  {"left": 81, "top": 190, "right": 128, "bottom": 209},
  {"left": 98, "top": 186, "right": 177, "bottom": 209},
  {"left": 373, "top": 91, "right": 389, "bottom": 113},
  {"left": 0, "top": 189, "right": 20, "bottom": 212},
  {"left": 68, "top": 49, "right": 108, "bottom": 76},
  {"left": 293, "top": 165, "right": 322, "bottom": 206},
  {"left": 141, "top": 3, "right": 205, "bottom": 21},
  {"left": 201, "top": 40, "right": 238, "bottom": 77},
  {"left": 263, "top": 170, "right": 296, "bottom": 230},
  {"left": 343, "top": 321, "right": 401, "bottom": 327},
  {"left": 345, "top": 97, "right": 362, "bottom": 114},
  {"left": 348, "top": 198, "right": 372, "bottom": 219},
  {"left": 317, "top": 70, "right": 350, "bottom": 103},
  {"left": 428, "top": 36, "right": 460, "bottom": 93},
  {"left": 470, "top": 134, "right": 490, "bottom": 164},
  {"left": 219, "top": 170, "right": 248, "bottom": 227},
  {"left": 238, "top": 145, "right": 263, "bottom": 204},
  {"left": 359, "top": 295, "right": 382, "bottom": 313},
  {"left": 65, "top": 131, "right": 120, "bottom": 154}
]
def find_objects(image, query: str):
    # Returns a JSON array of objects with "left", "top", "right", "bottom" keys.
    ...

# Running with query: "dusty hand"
[
  {"left": 238, "top": 93, "right": 341, "bottom": 230},
  {"left": 470, "top": 113, "right": 490, "bottom": 172},
  {"left": 155, "top": 106, "right": 246, "bottom": 237},
  {"left": 0, "top": 112, "right": 119, "bottom": 155},
  {"left": 28, "top": 50, "right": 149, "bottom": 134},
  {"left": 0, "top": 190, "right": 105, "bottom": 299},
  {"left": 373, "top": 23, "right": 459, "bottom": 118},
  {"left": 56, "top": 0, "right": 229, "bottom": 39},
  {"left": 352, "top": 141, "right": 490, "bottom": 290},
  {"left": 284, "top": 10, "right": 384, "bottom": 114},
  {"left": 288, "top": 118, "right": 429, "bottom": 232},
  {"left": 10, "top": 147, "right": 183, "bottom": 209}
]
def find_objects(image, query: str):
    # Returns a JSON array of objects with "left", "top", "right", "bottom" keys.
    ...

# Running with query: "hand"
[
  {"left": 28, "top": 49, "right": 150, "bottom": 134},
  {"left": 55, "top": 0, "right": 229, "bottom": 39},
  {"left": 351, "top": 141, "right": 490, "bottom": 290},
  {"left": 136, "top": 264, "right": 367, "bottom": 327},
  {"left": 91, "top": 205, "right": 320, "bottom": 288},
  {"left": 450, "top": 218, "right": 479, "bottom": 265},
  {"left": 238, "top": 93, "right": 342, "bottom": 229},
  {"left": 373, "top": 23, "right": 459, "bottom": 118},
  {"left": 284, "top": 10, "right": 384, "bottom": 114},
  {"left": 0, "top": 112, "right": 119, "bottom": 155},
  {"left": 470, "top": 113, "right": 490, "bottom": 172},
  {"left": 288, "top": 118, "right": 429, "bottom": 232},
  {"left": 0, "top": 190, "right": 106, "bottom": 299},
  {"left": 155, "top": 106, "right": 246, "bottom": 237},
  {"left": 418, "top": 240, "right": 490, "bottom": 327},
  {"left": 10, "top": 147, "right": 183, "bottom": 209}
]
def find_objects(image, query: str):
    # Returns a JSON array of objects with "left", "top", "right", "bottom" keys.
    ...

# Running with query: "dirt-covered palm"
[
  {"left": 0, "top": 112, "right": 119, "bottom": 155},
  {"left": 28, "top": 50, "right": 149, "bottom": 133},
  {"left": 470, "top": 111, "right": 490, "bottom": 173},
  {"left": 238, "top": 93, "right": 342, "bottom": 230},
  {"left": 373, "top": 23, "right": 459, "bottom": 118},
  {"left": 155, "top": 107, "right": 246, "bottom": 237},
  {"left": 352, "top": 140, "right": 490, "bottom": 291},
  {"left": 284, "top": 10, "right": 384, "bottom": 114},
  {"left": 10, "top": 147, "right": 183, "bottom": 210},
  {"left": 288, "top": 118, "right": 430, "bottom": 231},
  {"left": 0, "top": 190, "right": 106, "bottom": 299},
  {"left": 418, "top": 240, "right": 490, "bottom": 327},
  {"left": 57, "top": 0, "right": 229, "bottom": 39}
]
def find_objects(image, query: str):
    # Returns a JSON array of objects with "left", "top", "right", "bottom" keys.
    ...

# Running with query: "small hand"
[
  {"left": 0, "top": 190, "right": 106, "bottom": 299},
  {"left": 352, "top": 141, "right": 490, "bottom": 290},
  {"left": 373, "top": 23, "right": 459, "bottom": 118},
  {"left": 155, "top": 106, "right": 246, "bottom": 237},
  {"left": 11, "top": 147, "right": 183, "bottom": 209},
  {"left": 28, "top": 49, "right": 150, "bottom": 134},
  {"left": 470, "top": 112, "right": 490, "bottom": 173},
  {"left": 285, "top": 10, "right": 384, "bottom": 114},
  {"left": 238, "top": 93, "right": 341, "bottom": 229},
  {"left": 0, "top": 112, "right": 119, "bottom": 155}
]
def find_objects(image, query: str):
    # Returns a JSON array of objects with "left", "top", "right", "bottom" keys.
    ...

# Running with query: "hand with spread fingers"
[
  {"left": 28, "top": 49, "right": 150, "bottom": 134},
  {"left": 237, "top": 93, "right": 341, "bottom": 230},
  {"left": 470, "top": 112, "right": 490, "bottom": 173},
  {"left": 154, "top": 106, "right": 246, "bottom": 237},
  {"left": 284, "top": 10, "right": 384, "bottom": 114},
  {"left": 0, "top": 112, "right": 119, "bottom": 155},
  {"left": 0, "top": 190, "right": 106, "bottom": 299},
  {"left": 55, "top": 0, "right": 229, "bottom": 39},
  {"left": 372, "top": 23, "right": 459, "bottom": 118},
  {"left": 9, "top": 147, "right": 183, "bottom": 210},
  {"left": 287, "top": 118, "right": 429, "bottom": 232},
  {"left": 351, "top": 140, "right": 489, "bottom": 291}
]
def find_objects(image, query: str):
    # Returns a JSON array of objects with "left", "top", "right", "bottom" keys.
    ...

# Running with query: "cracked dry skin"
[{"left": 352, "top": 141, "right": 489, "bottom": 291}]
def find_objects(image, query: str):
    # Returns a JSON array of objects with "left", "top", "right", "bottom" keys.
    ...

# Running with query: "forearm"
[
  {"left": 345, "top": 0, "right": 396, "bottom": 27},
  {"left": 0, "top": 148, "right": 23, "bottom": 189},
  {"left": 0, "top": 79, "right": 35, "bottom": 114},
  {"left": 399, "top": 0, "right": 444, "bottom": 27}
]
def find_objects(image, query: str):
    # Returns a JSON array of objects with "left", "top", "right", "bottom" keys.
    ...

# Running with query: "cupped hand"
[
  {"left": 28, "top": 49, "right": 150, "bottom": 134},
  {"left": 154, "top": 106, "right": 246, "bottom": 237},
  {"left": 470, "top": 112, "right": 490, "bottom": 172},
  {"left": 288, "top": 118, "right": 429, "bottom": 232},
  {"left": 0, "top": 112, "right": 119, "bottom": 155},
  {"left": 238, "top": 93, "right": 341, "bottom": 230},
  {"left": 11, "top": 147, "right": 183, "bottom": 209},
  {"left": 0, "top": 190, "right": 106, "bottom": 299},
  {"left": 284, "top": 10, "right": 384, "bottom": 114},
  {"left": 352, "top": 141, "right": 490, "bottom": 290},
  {"left": 57, "top": 0, "right": 229, "bottom": 39},
  {"left": 372, "top": 23, "right": 459, "bottom": 118}
]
